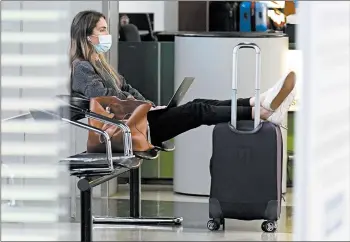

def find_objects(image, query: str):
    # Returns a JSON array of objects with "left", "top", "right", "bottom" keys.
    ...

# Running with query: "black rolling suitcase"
[
  {"left": 208, "top": 43, "right": 283, "bottom": 233},
  {"left": 209, "top": 1, "right": 240, "bottom": 32}
]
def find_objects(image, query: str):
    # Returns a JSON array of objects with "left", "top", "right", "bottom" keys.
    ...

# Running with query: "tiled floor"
[{"left": 2, "top": 185, "right": 293, "bottom": 241}]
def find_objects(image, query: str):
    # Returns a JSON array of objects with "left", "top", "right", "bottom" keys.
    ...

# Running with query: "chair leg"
[
  {"left": 93, "top": 166, "right": 183, "bottom": 226},
  {"left": 70, "top": 177, "right": 77, "bottom": 220},
  {"left": 129, "top": 167, "right": 141, "bottom": 217},
  {"left": 81, "top": 188, "right": 92, "bottom": 242}
]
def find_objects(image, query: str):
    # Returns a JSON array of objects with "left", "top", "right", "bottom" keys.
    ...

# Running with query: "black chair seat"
[{"left": 61, "top": 153, "right": 142, "bottom": 170}]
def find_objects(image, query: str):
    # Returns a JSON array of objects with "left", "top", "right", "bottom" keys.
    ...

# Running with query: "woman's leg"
[
  {"left": 191, "top": 71, "right": 297, "bottom": 109},
  {"left": 149, "top": 71, "right": 297, "bottom": 144},
  {"left": 192, "top": 98, "right": 251, "bottom": 107},
  {"left": 148, "top": 101, "right": 275, "bottom": 145},
  {"left": 148, "top": 101, "right": 252, "bottom": 145}
]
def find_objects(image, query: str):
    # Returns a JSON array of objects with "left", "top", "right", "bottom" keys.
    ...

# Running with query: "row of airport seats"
[{"left": 4, "top": 94, "right": 183, "bottom": 242}]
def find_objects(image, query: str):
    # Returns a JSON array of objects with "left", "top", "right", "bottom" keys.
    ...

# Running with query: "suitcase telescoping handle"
[{"left": 231, "top": 42, "right": 261, "bottom": 129}]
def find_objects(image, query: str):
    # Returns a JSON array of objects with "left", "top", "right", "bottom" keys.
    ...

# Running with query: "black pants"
[{"left": 148, "top": 98, "right": 252, "bottom": 145}]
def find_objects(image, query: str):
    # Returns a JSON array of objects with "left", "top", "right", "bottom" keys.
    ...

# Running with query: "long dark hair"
[{"left": 69, "top": 10, "right": 120, "bottom": 85}]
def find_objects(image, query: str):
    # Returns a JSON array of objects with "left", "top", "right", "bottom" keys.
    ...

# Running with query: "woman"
[{"left": 70, "top": 10, "right": 296, "bottom": 147}]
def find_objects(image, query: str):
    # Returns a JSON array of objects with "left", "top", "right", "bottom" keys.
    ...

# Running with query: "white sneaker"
[
  {"left": 262, "top": 72, "right": 296, "bottom": 111},
  {"left": 267, "top": 87, "right": 296, "bottom": 125}
]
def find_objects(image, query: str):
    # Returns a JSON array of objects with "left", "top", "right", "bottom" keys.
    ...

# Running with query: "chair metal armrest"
[
  {"left": 83, "top": 111, "right": 133, "bottom": 157},
  {"left": 1, "top": 112, "right": 32, "bottom": 123},
  {"left": 147, "top": 123, "right": 151, "bottom": 142},
  {"left": 57, "top": 98, "right": 133, "bottom": 157},
  {"left": 61, "top": 118, "right": 116, "bottom": 171}
]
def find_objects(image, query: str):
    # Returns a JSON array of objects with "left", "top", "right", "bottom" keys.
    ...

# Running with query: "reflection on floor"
[
  {"left": 111, "top": 184, "right": 294, "bottom": 206},
  {"left": 2, "top": 185, "right": 293, "bottom": 241}
]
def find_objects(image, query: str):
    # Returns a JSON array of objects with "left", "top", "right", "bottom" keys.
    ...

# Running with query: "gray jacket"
[{"left": 71, "top": 59, "right": 152, "bottom": 103}]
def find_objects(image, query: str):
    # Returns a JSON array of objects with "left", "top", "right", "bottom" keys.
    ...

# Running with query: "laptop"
[{"left": 166, "top": 77, "right": 195, "bottom": 108}]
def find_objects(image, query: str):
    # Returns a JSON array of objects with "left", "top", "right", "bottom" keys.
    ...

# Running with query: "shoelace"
[
  {"left": 280, "top": 98, "right": 298, "bottom": 130},
  {"left": 280, "top": 125, "right": 288, "bottom": 130},
  {"left": 276, "top": 97, "right": 298, "bottom": 130}
]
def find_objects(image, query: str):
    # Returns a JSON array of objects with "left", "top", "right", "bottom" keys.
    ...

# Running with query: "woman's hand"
[{"left": 150, "top": 106, "right": 167, "bottom": 111}]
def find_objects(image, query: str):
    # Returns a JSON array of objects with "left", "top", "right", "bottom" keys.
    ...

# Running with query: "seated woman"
[{"left": 70, "top": 10, "right": 296, "bottom": 147}]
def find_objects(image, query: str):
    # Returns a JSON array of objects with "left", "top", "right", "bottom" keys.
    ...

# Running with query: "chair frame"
[{"left": 7, "top": 97, "right": 183, "bottom": 242}]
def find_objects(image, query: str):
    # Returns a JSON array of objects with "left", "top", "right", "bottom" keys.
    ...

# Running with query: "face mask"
[{"left": 90, "top": 34, "right": 112, "bottom": 53}]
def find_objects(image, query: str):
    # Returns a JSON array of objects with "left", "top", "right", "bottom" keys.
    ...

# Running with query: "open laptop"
[{"left": 166, "top": 77, "right": 195, "bottom": 108}]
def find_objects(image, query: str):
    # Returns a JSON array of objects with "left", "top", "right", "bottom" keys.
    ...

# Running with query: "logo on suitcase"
[{"left": 236, "top": 147, "right": 251, "bottom": 164}]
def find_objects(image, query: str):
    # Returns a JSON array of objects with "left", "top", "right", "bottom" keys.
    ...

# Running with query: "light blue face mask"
[{"left": 90, "top": 34, "right": 112, "bottom": 53}]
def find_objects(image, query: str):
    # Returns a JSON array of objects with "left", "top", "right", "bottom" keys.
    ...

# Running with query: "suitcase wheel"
[
  {"left": 207, "top": 219, "right": 221, "bottom": 231},
  {"left": 261, "top": 220, "right": 277, "bottom": 233}
]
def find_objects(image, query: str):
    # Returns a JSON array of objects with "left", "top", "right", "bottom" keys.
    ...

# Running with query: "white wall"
[
  {"left": 119, "top": 1, "right": 178, "bottom": 31},
  {"left": 163, "top": 1, "right": 178, "bottom": 32}
]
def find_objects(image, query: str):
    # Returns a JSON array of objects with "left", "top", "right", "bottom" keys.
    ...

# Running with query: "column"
[{"left": 294, "top": 1, "right": 350, "bottom": 240}]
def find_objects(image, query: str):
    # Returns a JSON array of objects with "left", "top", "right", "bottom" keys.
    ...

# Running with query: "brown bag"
[{"left": 87, "top": 96, "right": 154, "bottom": 153}]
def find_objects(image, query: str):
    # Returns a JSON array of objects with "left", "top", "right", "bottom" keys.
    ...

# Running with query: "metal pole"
[
  {"left": 109, "top": 0, "right": 119, "bottom": 70},
  {"left": 80, "top": 188, "right": 92, "bottom": 242},
  {"left": 129, "top": 168, "right": 141, "bottom": 218}
]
